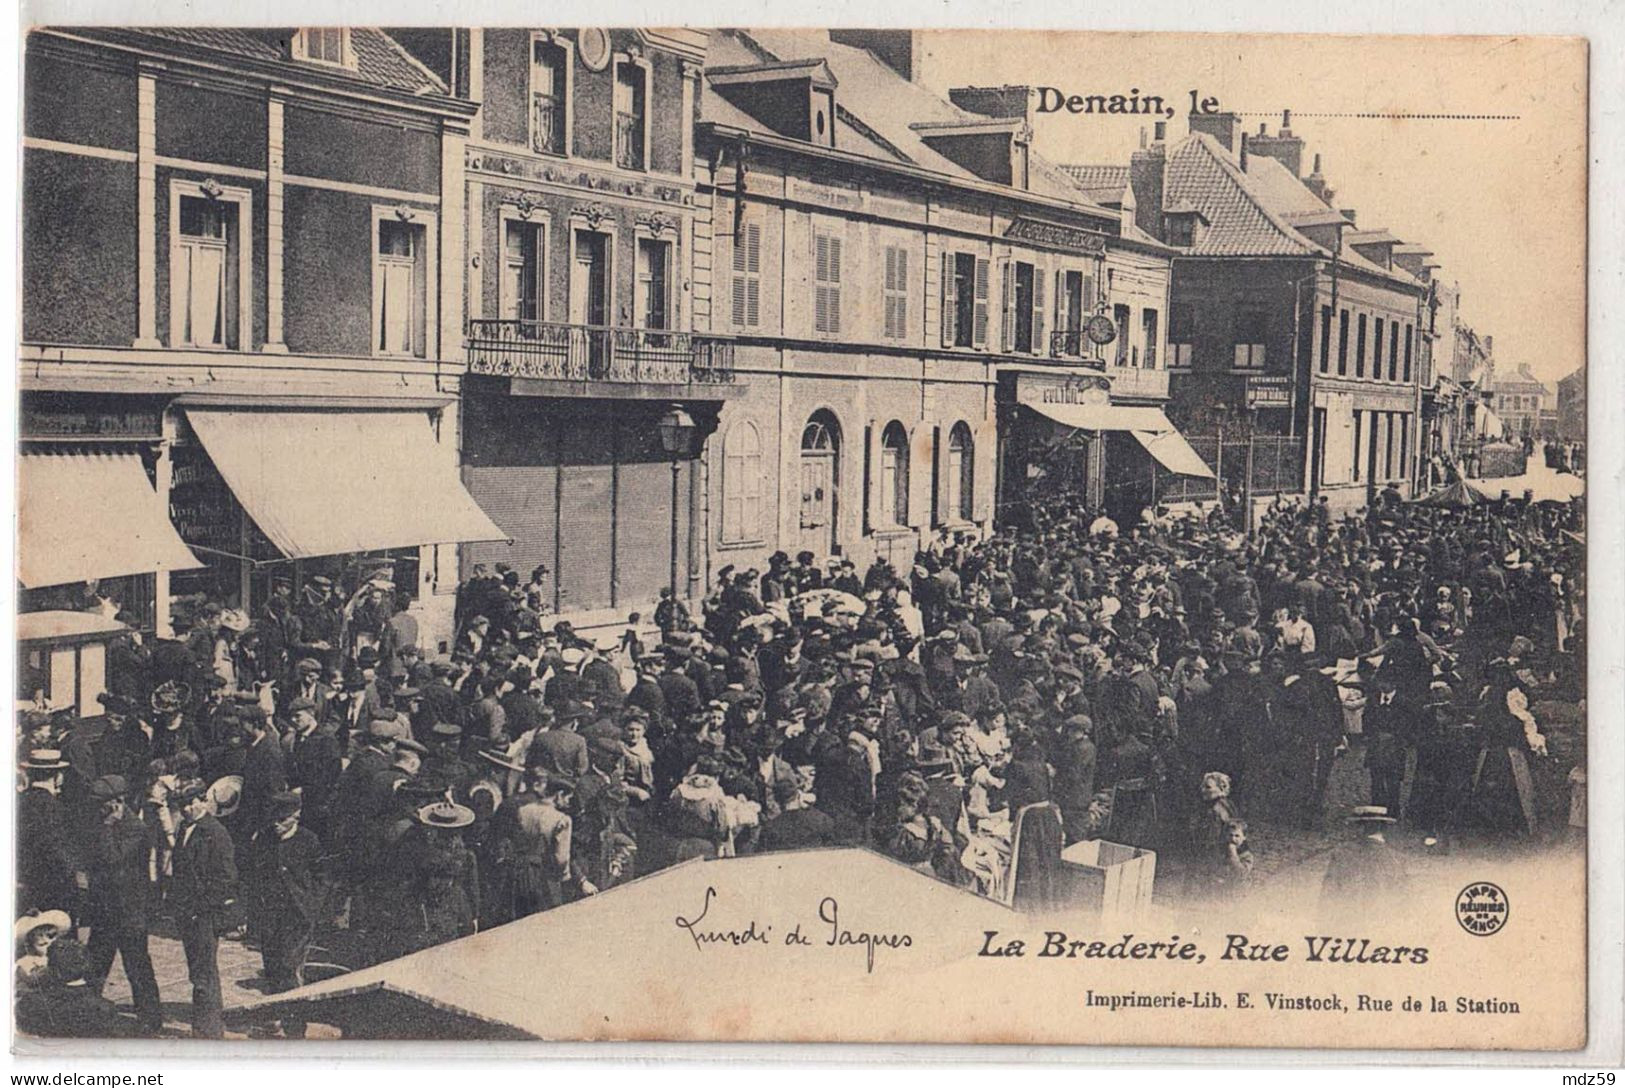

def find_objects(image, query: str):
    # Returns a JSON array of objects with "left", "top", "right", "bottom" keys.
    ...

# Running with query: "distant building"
[
  {"left": 1556, "top": 367, "right": 1585, "bottom": 443},
  {"left": 1488, "top": 363, "right": 1552, "bottom": 441}
]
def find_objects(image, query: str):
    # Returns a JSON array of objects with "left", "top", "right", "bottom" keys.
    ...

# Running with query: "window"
[
  {"left": 1319, "top": 305, "right": 1332, "bottom": 372},
  {"left": 1355, "top": 313, "right": 1368, "bottom": 378},
  {"left": 1373, "top": 318, "right": 1385, "bottom": 379},
  {"left": 1389, "top": 321, "right": 1400, "bottom": 382},
  {"left": 880, "top": 421, "right": 909, "bottom": 527},
  {"left": 1054, "top": 270, "right": 1090, "bottom": 357},
  {"left": 637, "top": 238, "right": 671, "bottom": 330},
  {"left": 294, "top": 28, "right": 351, "bottom": 67},
  {"left": 1113, "top": 303, "right": 1132, "bottom": 365},
  {"left": 501, "top": 218, "right": 545, "bottom": 323},
  {"left": 374, "top": 216, "right": 429, "bottom": 358},
  {"left": 1398, "top": 414, "right": 1410, "bottom": 479},
  {"left": 730, "top": 219, "right": 761, "bottom": 329},
  {"left": 814, "top": 229, "right": 842, "bottom": 335},
  {"left": 1352, "top": 410, "right": 1363, "bottom": 482},
  {"left": 613, "top": 60, "right": 647, "bottom": 171},
  {"left": 530, "top": 37, "right": 568, "bottom": 156},
  {"left": 1233, "top": 309, "right": 1266, "bottom": 369},
  {"left": 1141, "top": 308, "right": 1159, "bottom": 369},
  {"left": 942, "top": 251, "right": 985, "bottom": 349},
  {"left": 947, "top": 422, "right": 974, "bottom": 523},
  {"left": 882, "top": 245, "right": 909, "bottom": 340},
  {"left": 1403, "top": 324, "right": 1414, "bottom": 382},
  {"left": 721, "top": 420, "right": 764, "bottom": 543},
  {"left": 1337, "top": 308, "right": 1350, "bottom": 375},
  {"left": 170, "top": 183, "right": 249, "bottom": 350},
  {"left": 1170, "top": 303, "right": 1195, "bottom": 368}
]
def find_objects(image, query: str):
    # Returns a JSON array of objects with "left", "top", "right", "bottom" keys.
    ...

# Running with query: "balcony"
[
  {"left": 466, "top": 319, "right": 735, "bottom": 395},
  {"left": 531, "top": 94, "right": 564, "bottom": 156},
  {"left": 614, "top": 111, "right": 645, "bottom": 172}
]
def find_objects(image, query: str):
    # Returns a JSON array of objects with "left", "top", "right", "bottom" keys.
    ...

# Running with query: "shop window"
[
  {"left": 721, "top": 419, "right": 764, "bottom": 544},
  {"left": 880, "top": 421, "right": 908, "bottom": 527}
]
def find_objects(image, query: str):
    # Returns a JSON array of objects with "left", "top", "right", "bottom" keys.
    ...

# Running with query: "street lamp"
[{"left": 656, "top": 406, "right": 698, "bottom": 605}]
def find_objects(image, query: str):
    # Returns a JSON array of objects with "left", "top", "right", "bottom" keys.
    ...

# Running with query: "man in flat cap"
[
  {"left": 246, "top": 792, "right": 323, "bottom": 1036},
  {"left": 169, "top": 779, "right": 238, "bottom": 1038},
  {"left": 81, "top": 775, "right": 161, "bottom": 1035}
]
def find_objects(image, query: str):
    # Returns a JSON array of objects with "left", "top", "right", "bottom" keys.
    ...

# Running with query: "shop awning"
[
  {"left": 1027, "top": 401, "right": 1177, "bottom": 433},
  {"left": 183, "top": 408, "right": 509, "bottom": 560},
  {"left": 18, "top": 449, "right": 203, "bottom": 589},
  {"left": 1131, "top": 429, "right": 1216, "bottom": 478}
]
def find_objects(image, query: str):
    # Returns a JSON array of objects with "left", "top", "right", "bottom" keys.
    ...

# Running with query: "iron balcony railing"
[
  {"left": 466, "top": 319, "right": 734, "bottom": 385},
  {"left": 531, "top": 94, "right": 564, "bottom": 155},
  {"left": 615, "top": 112, "right": 645, "bottom": 171},
  {"left": 1049, "top": 329, "right": 1102, "bottom": 361}
]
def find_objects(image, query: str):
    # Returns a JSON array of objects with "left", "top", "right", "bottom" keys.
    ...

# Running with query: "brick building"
[
  {"left": 20, "top": 27, "right": 501, "bottom": 646},
  {"left": 1070, "top": 112, "right": 1431, "bottom": 514}
]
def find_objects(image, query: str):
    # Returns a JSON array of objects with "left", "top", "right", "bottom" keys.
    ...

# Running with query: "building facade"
[
  {"left": 690, "top": 30, "right": 1183, "bottom": 579},
  {"left": 1076, "top": 111, "right": 1430, "bottom": 514},
  {"left": 21, "top": 27, "right": 499, "bottom": 647},
  {"left": 1556, "top": 368, "right": 1585, "bottom": 444},
  {"left": 1488, "top": 363, "right": 1554, "bottom": 441}
]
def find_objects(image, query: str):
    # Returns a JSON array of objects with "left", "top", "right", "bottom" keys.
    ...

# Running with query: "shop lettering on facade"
[
  {"left": 1016, "top": 373, "right": 1111, "bottom": 407},
  {"left": 1004, "top": 217, "right": 1108, "bottom": 256}
]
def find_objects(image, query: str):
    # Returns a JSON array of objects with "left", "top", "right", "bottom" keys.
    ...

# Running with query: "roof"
[
  {"left": 1058, "top": 163, "right": 1130, "bottom": 205},
  {"left": 235, "top": 848, "right": 1015, "bottom": 1041},
  {"left": 72, "top": 27, "right": 447, "bottom": 95},
  {"left": 706, "top": 29, "right": 1116, "bottom": 214}
]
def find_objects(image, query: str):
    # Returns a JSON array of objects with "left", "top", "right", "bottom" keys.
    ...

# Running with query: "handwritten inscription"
[{"left": 673, "top": 886, "right": 913, "bottom": 973}]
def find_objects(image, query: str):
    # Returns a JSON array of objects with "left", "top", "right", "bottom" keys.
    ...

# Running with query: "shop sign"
[
  {"left": 1004, "top": 217, "right": 1108, "bottom": 256},
  {"left": 22, "top": 405, "right": 162, "bottom": 440},
  {"left": 1245, "top": 374, "right": 1293, "bottom": 408},
  {"left": 1015, "top": 371, "right": 1111, "bottom": 408}
]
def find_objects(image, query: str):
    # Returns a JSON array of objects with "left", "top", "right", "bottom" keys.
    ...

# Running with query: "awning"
[
  {"left": 1477, "top": 406, "right": 1505, "bottom": 438},
  {"left": 18, "top": 449, "right": 203, "bottom": 589},
  {"left": 1132, "top": 429, "right": 1216, "bottom": 478},
  {"left": 183, "top": 408, "right": 509, "bottom": 560},
  {"left": 1027, "top": 401, "right": 1176, "bottom": 433}
]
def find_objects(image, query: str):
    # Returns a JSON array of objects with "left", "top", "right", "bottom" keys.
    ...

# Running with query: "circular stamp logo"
[{"left": 1456, "top": 882, "right": 1509, "bottom": 936}]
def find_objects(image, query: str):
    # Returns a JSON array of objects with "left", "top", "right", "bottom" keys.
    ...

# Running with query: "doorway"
[{"left": 798, "top": 410, "right": 840, "bottom": 558}]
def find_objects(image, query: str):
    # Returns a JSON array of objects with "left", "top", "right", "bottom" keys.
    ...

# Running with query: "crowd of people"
[{"left": 14, "top": 487, "right": 1586, "bottom": 1038}]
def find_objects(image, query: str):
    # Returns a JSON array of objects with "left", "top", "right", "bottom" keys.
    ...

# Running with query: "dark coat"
[
  {"left": 238, "top": 733, "right": 289, "bottom": 837},
  {"left": 170, "top": 814, "right": 239, "bottom": 921},
  {"left": 17, "top": 787, "right": 77, "bottom": 912},
  {"left": 16, "top": 983, "right": 130, "bottom": 1038},
  {"left": 756, "top": 805, "right": 839, "bottom": 852},
  {"left": 528, "top": 727, "right": 589, "bottom": 779},
  {"left": 246, "top": 825, "right": 325, "bottom": 926},
  {"left": 85, "top": 813, "right": 153, "bottom": 929}
]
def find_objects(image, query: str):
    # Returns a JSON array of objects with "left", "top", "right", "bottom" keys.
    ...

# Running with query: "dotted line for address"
[{"left": 1236, "top": 111, "right": 1520, "bottom": 120}]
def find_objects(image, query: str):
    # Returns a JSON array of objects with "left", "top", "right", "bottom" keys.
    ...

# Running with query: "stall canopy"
[
  {"left": 1029, "top": 402, "right": 1215, "bottom": 478},
  {"left": 183, "top": 408, "right": 509, "bottom": 560},
  {"left": 17, "top": 449, "right": 203, "bottom": 589}
]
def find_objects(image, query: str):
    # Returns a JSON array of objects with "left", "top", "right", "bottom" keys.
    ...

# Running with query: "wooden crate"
[{"left": 1057, "top": 839, "right": 1158, "bottom": 920}]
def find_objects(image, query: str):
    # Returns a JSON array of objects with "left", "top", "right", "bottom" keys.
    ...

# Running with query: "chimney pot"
[
  {"left": 1312, "top": 152, "right": 1323, "bottom": 175},
  {"left": 1239, "top": 131, "right": 1249, "bottom": 170},
  {"left": 1260, "top": 122, "right": 1267, "bottom": 135},
  {"left": 1282, "top": 108, "right": 1292, "bottom": 131},
  {"left": 1139, "top": 126, "right": 1147, "bottom": 149},
  {"left": 1153, "top": 120, "right": 1167, "bottom": 142}
]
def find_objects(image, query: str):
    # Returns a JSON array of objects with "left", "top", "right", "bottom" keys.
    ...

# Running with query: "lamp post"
[{"left": 656, "top": 406, "right": 698, "bottom": 605}]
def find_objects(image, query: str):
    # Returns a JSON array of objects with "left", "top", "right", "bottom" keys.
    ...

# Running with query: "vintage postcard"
[{"left": 13, "top": 23, "right": 1592, "bottom": 1053}]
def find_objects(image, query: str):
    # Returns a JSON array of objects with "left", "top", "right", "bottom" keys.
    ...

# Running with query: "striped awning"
[
  {"left": 18, "top": 449, "right": 203, "bottom": 589},
  {"left": 182, "top": 408, "right": 508, "bottom": 560}
]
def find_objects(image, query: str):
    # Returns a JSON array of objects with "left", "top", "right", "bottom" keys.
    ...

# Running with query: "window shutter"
[
  {"left": 933, "top": 420, "right": 951, "bottom": 525},
  {"left": 865, "top": 421, "right": 883, "bottom": 533},
  {"left": 1053, "top": 270, "right": 1066, "bottom": 353},
  {"left": 907, "top": 422, "right": 932, "bottom": 528},
  {"left": 999, "top": 261, "right": 1013, "bottom": 352},
  {"left": 940, "top": 252, "right": 957, "bottom": 347},
  {"left": 971, "top": 416, "right": 994, "bottom": 523},
  {"left": 1083, "top": 274, "right": 1095, "bottom": 315},
  {"left": 973, "top": 258, "right": 990, "bottom": 348},
  {"left": 1032, "top": 268, "right": 1046, "bottom": 354},
  {"left": 828, "top": 236, "right": 842, "bottom": 333}
]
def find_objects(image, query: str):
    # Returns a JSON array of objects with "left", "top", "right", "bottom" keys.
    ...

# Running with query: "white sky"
[{"left": 919, "top": 32, "right": 1587, "bottom": 385}]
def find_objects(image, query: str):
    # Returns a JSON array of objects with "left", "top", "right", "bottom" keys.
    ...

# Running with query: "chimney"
[
  {"left": 1248, "top": 108, "right": 1305, "bottom": 177},
  {"left": 1484, "top": 335, "right": 1494, "bottom": 355},
  {"left": 1130, "top": 139, "right": 1167, "bottom": 240},
  {"left": 1341, "top": 208, "right": 1357, "bottom": 225},
  {"left": 829, "top": 29, "right": 922, "bottom": 82},
  {"left": 1153, "top": 120, "right": 1167, "bottom": 142},
  {"left": 1138, "top": 126, "right": 1147, "bottom": 149},
  {"left": 1239, "top": 131, "right": 1249, "bottom": 171},
  {"left": 947, "top": 85, "right": 1032, "bottom": 122},
  {"left": 1303, "top": 151, "right": 1335, "bottom": 202},
  {"left": 1189, "top": 109, "right": 1239, "bottom": 152}
]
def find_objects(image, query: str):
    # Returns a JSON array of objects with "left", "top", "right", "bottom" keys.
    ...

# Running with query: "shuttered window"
[
  {"left": 883, "top": 245, "right": 908, "bottom": 340},
  {"left": 730, "top": 220, "right": 761, "bottom": 328},
  {"left": 814, "top": 230, "right": 842, "bottom": 334},
  {"left": 721, "top": 419, "right": 763, "bottom": 543}
]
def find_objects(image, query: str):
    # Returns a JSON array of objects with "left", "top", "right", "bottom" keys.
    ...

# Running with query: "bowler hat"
[
  {"left": 270, "top": 791, "right": 302, "bottom": 820},
  {"left": 88, "top": 775, "right": 128, "bottom": 804}
]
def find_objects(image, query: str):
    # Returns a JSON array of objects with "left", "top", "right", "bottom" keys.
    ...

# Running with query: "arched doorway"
[{"left": 798, "top": 410, "right": 840, "bottom": 557}]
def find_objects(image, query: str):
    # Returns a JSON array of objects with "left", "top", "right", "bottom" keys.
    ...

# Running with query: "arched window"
[
  {"left": 721, "top": 419, "right": 763, "bottom": 543},
  {"left": 947, "top": 421, "right": 974, "bottom": 522},
  {"left": 880, "top": 421, "right": 909, "bottom": 527}
]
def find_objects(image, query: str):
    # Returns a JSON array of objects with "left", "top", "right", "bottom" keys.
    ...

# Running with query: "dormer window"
[
  {"left": 1162, "top": 203, "right": 1209, "bottom": 248},
  {"left": 706, "top": 59, "right": 838, "bottom": 147},
  {"left": 293, "top": 28, "right": 354, "bottom": 69}
]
